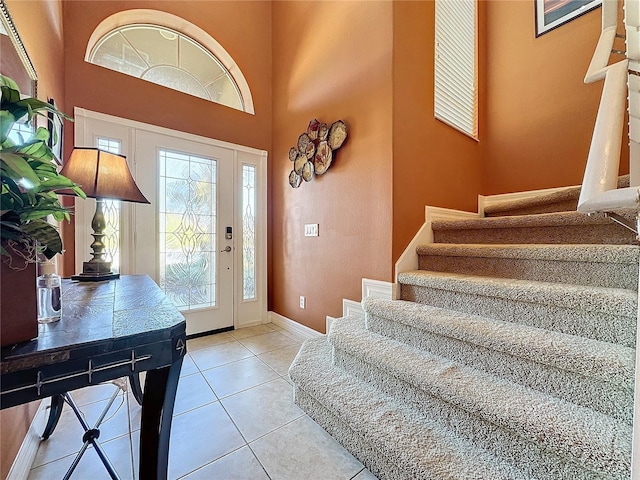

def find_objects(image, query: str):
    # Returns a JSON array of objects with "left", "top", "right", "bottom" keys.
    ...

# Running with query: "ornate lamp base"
[
  {"left": 72, "top": 260, "right": 120, "bottom": 282},
  {"left": 73, "top": 199, "right": 120, "bottom": 282}
]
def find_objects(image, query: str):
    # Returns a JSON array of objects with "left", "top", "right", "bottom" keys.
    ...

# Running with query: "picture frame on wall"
[
  {"left": 47, "top": 98, "right": 63, "bottom": 165},
  {"left": 535, "top": 0, "right": 602, "bottom": 37}
]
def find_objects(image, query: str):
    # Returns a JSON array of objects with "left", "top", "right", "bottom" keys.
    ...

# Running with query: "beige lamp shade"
[{"left": 60, "top": 147, "right": 149, "bottom": 203}]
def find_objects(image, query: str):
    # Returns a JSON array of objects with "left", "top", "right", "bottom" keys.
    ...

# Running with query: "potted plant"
[{"left": 0, "top": 74, "right": 85, "bottom": 346}]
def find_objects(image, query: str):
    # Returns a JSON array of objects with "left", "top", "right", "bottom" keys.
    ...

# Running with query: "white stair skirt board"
[
  {"left": 7, "top": 400, "right": 47, "bottom": 480},
  {"left": 326, "top": 316, "right": 338, "bottom": 334},
  {"left": 395, "top": 206, "right": 479, "bottom": 281},
  {"left": 362, "top": 278, "right": 397, "bottom": 301},
  {"left": 269, "top": 311, "right": 323, "bottom": 340},
  {"left": 339, "top": 278, "right": 397, "bottom": 327},
  {"left": 343, "top": 299, "right": 365, "bottom": 319}
]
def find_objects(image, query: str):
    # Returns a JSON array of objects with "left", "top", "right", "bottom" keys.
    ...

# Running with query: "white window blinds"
[{"left": 434, "top": 0, "right": 478, "bottom": 139}]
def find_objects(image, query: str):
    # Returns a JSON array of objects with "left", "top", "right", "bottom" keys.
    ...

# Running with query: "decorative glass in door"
[
  {"left": 242, "top": 164, "right": 256, "bottom": 300},
  {"left": 96, "top": 137, "right": 122, "bottom": 272},
  {"left": 158, "top": 149, "right": 217, "bottom": 311}
]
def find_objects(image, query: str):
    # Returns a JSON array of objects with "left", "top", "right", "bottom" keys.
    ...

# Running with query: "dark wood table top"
[
  {"left": 1, "top": 275, "right": 185, "bottom": 372},
  {"left": 1, "top": 275, "right": 186, "bottom": 409}
]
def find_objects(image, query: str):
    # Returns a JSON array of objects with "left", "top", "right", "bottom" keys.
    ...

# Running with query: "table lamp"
[{"left": 59, "top": 147, "right": 150, "bottom": 281}]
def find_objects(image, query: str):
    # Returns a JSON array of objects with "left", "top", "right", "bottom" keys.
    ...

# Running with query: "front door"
[
  {"left": 134, "top": 131, "right": 234, "bottom": 334},
  {"left": 74, "top": 109, "right": 268, "bottom": 336}
]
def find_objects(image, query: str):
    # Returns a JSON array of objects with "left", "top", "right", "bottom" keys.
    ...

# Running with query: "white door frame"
[{"left": 72, "top": 107, "right": 268, "bottom": 330}]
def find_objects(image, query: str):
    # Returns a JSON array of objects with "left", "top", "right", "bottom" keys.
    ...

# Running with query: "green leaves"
[
  {"left": 19, "top": 219, "right": 63, "bottom": 259},
  {"left": 0, "top": 74, "right": 85, "bottom": 258}
]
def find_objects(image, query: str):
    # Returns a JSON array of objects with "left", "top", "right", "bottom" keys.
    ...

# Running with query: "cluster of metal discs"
[{"left": 288, "top": 119, "right": 348, "bottom": 188}]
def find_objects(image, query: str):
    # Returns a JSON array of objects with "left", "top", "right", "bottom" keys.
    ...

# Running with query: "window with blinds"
[{"left": 434, "top": 0, "right": 478, "bottom": 140}]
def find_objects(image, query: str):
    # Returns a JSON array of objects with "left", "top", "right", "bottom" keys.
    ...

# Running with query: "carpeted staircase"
[{"left": 289, "top": 183, "right": 638, "bottom": 479}]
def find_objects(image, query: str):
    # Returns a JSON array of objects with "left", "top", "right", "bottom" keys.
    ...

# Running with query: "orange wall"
[
  {"left": 392, "top": 1, "right": 485, "bottom": 262},
  {"left": 483, "top": 0, "right": 628, "bottom": 194},
  {"left": 1, "top": 1, "right": 65, "bottom": 476},
  {"left": 271, "top": 1, "right": 393, "bottom": 332}
]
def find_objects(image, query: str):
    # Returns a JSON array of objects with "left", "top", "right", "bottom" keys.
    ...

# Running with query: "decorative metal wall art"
[{"left": 288, "top": 119, "right": 348, "bottom": 188}]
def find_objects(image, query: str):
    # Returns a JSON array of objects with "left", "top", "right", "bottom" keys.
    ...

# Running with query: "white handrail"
[
  {"left": 584, "top": 0, "right": 618, "bottom": 83},
  {"left": 578, "top": 0, "right": 639, "bottom": 214},
  {"left": 578, "top": 59, "right": 635, "bottom": 212}
]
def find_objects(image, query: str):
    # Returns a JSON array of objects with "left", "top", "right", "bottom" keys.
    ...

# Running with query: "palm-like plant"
[{"left": 0, "top": 74, "right": 85, "bottom": 260}]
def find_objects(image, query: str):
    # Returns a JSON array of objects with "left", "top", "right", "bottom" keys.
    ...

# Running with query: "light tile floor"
[{"left": 27, "top": 324, "right": 378, "bottom": 480}]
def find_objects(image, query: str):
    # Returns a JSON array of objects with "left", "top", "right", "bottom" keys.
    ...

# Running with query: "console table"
[{"left": 0, "top": 275, "right": 186, "bottom": 480}]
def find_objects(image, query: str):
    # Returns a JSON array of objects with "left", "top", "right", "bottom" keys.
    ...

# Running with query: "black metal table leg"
[
  {"left": 42, "top": 394, "right": 65, "bottom": 440},
  {"left": 63, "top": 391, "right": 120, "bottom": 480},
  {"left": 139, "top": 357, "right": 183, "bottom": 480},
  {"left": 128, "top": 374, "right": 143, "bottom": 406}
]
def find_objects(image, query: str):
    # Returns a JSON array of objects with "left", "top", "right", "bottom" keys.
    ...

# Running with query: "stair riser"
[
  {"left": 331, "top": 349, "right": 622, "bottom": 479},
  {"left": 293, "top": 388, "right": 412, "bottom": 480},
  {"left": 418, "top": 255, "right": 638, "bottom": 290},
  {"left": 400, "top": 283, "right": 636, "bottom": 348},
  {"left": 484, "top": 199, "right": 578, "bottom": 217},
  {"left": 433, "top": 224, "right": 637, "bottom": 245},
  {"left": 365, "top": 313, "right": 633, "bottom": 423}
]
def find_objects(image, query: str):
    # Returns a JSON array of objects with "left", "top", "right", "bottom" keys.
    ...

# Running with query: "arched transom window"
[{"left": 86, "top": 10, "right": 254, "bottom": 114}]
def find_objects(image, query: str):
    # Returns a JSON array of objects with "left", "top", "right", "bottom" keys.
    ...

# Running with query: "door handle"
[{"left": 220, "top": 246, "right": 232, "bottom": 253}]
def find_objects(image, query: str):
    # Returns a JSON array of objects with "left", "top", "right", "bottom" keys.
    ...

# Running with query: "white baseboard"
[
  {"left": 236, "top": 317, "right": 265, "bottom": 329},
  {"left": 268, "top": 311, "right": 323, "bottom": 339},
  {"left": 7, "top": 400, "right": 47, "bottom": 480}
]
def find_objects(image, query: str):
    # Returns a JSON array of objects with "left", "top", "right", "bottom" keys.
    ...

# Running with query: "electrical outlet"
[
  {"left": 299, "top": 296, "right": 306, "bottom": 309},
  {"left": 304, "top": 224, "right": 319, "bottom": 237}
]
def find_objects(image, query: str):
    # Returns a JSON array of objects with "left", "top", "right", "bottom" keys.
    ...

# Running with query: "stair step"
[
  {"left": 398, "top": 270, "right": 637, "bottom": 347},
  {"left": 432, "top": 211, "right": 638, "bottom": 245},
  {"left": 362, "top": 297, "right": 634, "bottom": 422},
  {"left": 483, "top": 176, "right": 629, "bottom": 217},
  {"left": 417, "top": 243, "right": 640, "bottom": 290},
  {"left": 328, "top": 317, "right": 632, "bottom": 479},
  {"left": 484, "top": 186, "right": 580, "bottom": 217},
  {"left": 289, "top": 338, "right": 530, "bottom": 480}
]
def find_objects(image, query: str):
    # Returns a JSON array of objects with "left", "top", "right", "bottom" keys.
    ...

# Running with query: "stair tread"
[
  {"left": 290, "top": 338, "right": 529, "bottom": 480},
  {"left": 416, "top": 243, "right": 640, "bottom": 264},
  {"left": 483, "top": 186, "right": 581, "bottom": 215},
  {"left": 328, "top": 317, "right": 632, "bottom": 474},
  {"left": 398, "top": 270, "right": 637, "bottom": 318},
  {"left": 483, "top": 175, "right": 629, "bottom": 216},
  {"left": 431, "top": 210, "right": 635, "bottom": 231},
  {"left": 362, "top": 297, "right": 635, "bottom": 386}
]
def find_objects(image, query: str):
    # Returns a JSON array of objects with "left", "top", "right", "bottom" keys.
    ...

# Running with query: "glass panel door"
[
  {"left": 135, "top": 131, "right": 234, "bottom": 334},
  {"left": 74, "top": 108, "right": 267, "bottom": 334}
]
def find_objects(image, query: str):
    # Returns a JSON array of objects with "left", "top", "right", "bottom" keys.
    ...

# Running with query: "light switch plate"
[{"left": 304, "top": 224, "right": 319, "bottom": 237}]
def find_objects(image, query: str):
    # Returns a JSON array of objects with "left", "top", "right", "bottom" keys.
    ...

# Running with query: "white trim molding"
[
  {"left": 326, "top": 315, "right": 337, "bottom": 334},
  {"left": 362, "top": 278, "right": 397, "bottom": 301},
  {"left": 342, "top": 299, "right": 364, "bottom": 319},
  {"left": 7, "top": 400, "right": 47, "bottom": 480},
  {"left": 340, "top": 278, "right": 395, "bottom": 323},
  {"left": 395, "top": 206, "right": 478, "bottom": 281},
  {"left": 84, "top": 10, "right": 255, "bottom": 114},
  {"left": 75, "top": 108, "right": 266, "bottom": 155},
  {"left": 269, "top": 311, "right": 323, "bottom": 340}
]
